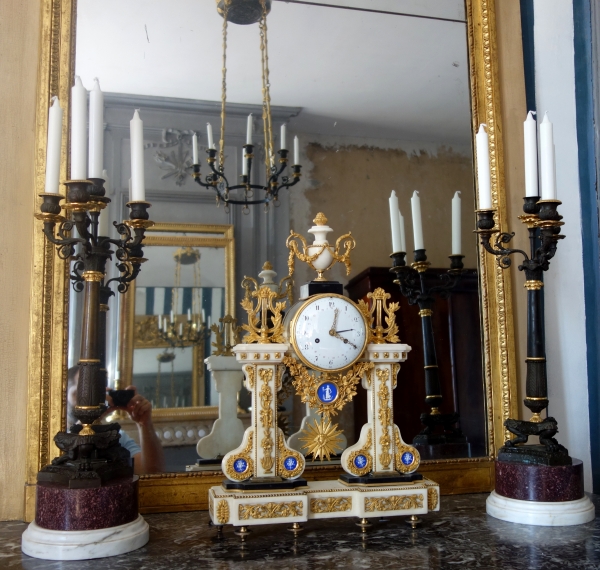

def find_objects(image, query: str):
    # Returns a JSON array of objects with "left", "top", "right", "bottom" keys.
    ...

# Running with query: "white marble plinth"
[
  {"left": 486, "top": 490, "right": 595, "bottom": 526},
  {"left": 21, "top": 515, "right": 149, "bottom": 560},
  {"left": 208, "top": 478, "right": 439, "bottom": 527}
]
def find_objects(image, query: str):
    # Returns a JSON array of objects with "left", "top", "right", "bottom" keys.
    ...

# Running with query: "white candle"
[
  {"left": 246, "top": 114, "right": 253, "bottom": 145},
  {"left": 170, "top": 310, "right": 174, "bottom": 323},
  {"left": 475, "top": 124, "right": 492, "bottom": 209},
  {"left": 187, "top": 308, "right": 191, "bottom": 321},
  {"left": 452, "top": 191, "right": 462, "bottom": 255},
  {"left": 399, "top": 209, "right": 406, "bottom": 253},
  {"left": 388, "top": 190, "right": 402, "bottom": 253},
  {"left": 98, "top": 205, "right": 110, "bottom": 236},
  {"left": 206, "top": 123, "right": 214, "bottom": 149},
  {"left": 158, "top": 314, "right": 162, "bottom": 329},
  {"left": 280, "top": 124, "right": 287, "bottom": 150},
  {"left": 70, "top": 76, "right": 87, "bottom": 180},
  {"left": 128, "top": 178, "right": 132, "bottom": 202},
  {"left": 201, "top": 308, "right": 206, "bottom": 324},
  {"left": 88, "top": 78, "right": 104, "bottom": 178},
  {"left": 129, "top": 109, "right": 145, "bottom": 201},
  {"left": 294, "top": 136, "right": 300, "bottom": 165},
  {"left": 192, "top": 133, "right": 199, "bottom": 163},
  {"left": 411, "top": 190, "right": 425, "bottom": 251},
  {"left": 179, "top": 323, "right": 183, "bottom": 336},
  {"left": 540, "top": 113, "right": 556, "bottom": 200},
  {"left": 242, "top": 147, "right": 248, "bottom": 176},
  {"left": 524, "top": 111, "right": 539, "bottom": 197},
  {"left": 44, "top": 96, "right": 63, "bottom": 194}
]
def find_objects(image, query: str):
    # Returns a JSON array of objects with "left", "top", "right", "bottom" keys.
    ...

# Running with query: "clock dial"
[{"left": 292, "top": 294, "right": 367, "bottom": 372}]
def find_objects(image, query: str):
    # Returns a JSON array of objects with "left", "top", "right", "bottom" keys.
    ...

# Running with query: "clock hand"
[
  {"left": 335, "top": 329, "right": 354, "bottom": 334},
  {"left": 332, "top": 331, "right": 358, "bottom": 349},
  {"left": 329, "top": 308, "right": 339, "bottom": 336}
]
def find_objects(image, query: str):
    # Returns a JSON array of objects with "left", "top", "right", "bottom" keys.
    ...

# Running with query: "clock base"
[
  {"left": 222, "top": 477, "right": 308, "bottom": 491},
  {"left": 299, "top": 280, "right": 344, "bottom": 299},
  {"left": 339, "top": 472, "right": 423, "bottom": 485}
]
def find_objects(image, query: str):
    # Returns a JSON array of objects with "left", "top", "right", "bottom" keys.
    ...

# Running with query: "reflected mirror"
[{"left": 72, "top": 0, "right": 485, "bottom": 473}]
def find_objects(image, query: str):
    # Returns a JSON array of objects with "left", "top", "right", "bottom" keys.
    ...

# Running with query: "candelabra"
[
  {"left": 157, "top": 314, "right": 211, "bottom": 349},
  {"left": 476, "top": 197, "right": 569, "bottom": 464},
  {"left": 35, "top": 178, "right": 153, "bottom": 486},
  {"left": 390, "top": 249, "right": 470, "bottom": 454}
]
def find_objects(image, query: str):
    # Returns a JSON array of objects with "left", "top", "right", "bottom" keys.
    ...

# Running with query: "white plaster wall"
[{"left": 534, "top": 0, "right": 592, "bottom": 489}]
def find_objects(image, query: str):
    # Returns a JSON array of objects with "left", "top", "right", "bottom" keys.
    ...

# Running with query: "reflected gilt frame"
[
  {"left": 25, "top": 0, "right": 518, "bottom": 519},
  {"left": 118, "top": 222, "right": 235, "bottom": 412}
]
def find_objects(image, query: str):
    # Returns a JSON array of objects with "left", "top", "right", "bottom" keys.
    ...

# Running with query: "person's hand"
[{"left": 123, "top": 385, "right": 153, "bottom": 427}]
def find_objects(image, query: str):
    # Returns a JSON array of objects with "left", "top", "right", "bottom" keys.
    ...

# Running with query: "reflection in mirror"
[{"left": 73, "top": 0, "right": 485, "bottom": 474}]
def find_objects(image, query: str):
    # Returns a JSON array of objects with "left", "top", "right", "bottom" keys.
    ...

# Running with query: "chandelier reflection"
[
  {"left": 191, "top": 0, "right": 302, "bottom": 213},
  {"left": 156, "top": 246, "right": 211, "bottom": 348}
]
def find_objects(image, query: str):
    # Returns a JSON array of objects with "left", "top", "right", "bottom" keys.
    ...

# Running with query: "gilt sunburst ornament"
[{"left": 299, "top": 417, "right": 344, "bottom": 461}]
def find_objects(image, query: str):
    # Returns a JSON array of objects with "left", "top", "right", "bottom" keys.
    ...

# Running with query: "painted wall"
[
  {"left": 0, "top": 0, "right": 40, "bottom": 520},
  {"left": 533, "top": 0, "right": 592, "bottom": 489}
]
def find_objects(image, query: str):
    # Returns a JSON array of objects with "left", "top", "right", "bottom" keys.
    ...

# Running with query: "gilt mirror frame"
[
  {"left": 118, "top": 222, "right": 235, "bottom": 426},
  {"left": 25, "top": 0, "right": 518, "bottom": 520}
]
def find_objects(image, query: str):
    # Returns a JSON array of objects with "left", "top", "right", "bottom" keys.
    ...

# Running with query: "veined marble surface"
[{"left": 2, "top": 493, "right": 599, "bottom": 569}]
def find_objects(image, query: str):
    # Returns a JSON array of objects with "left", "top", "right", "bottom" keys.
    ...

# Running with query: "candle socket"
[
  {"left": 64, "top": 179, "right": 91, "bottom": 204},
  {"left": 278, "top": 148, "right": 289, "bottom": 163},
  {"left": 87, "top": 177, "right": 106, "bottom": 199},
  {"left": 476, "top": 209, "right": 496, "bottom": 231},
  {"left": 449, "top": 255, "right": 465, "bottom": 270},
  {"left": 537, "top": 199, "right": 563, "bottom": 222},
  {"left": 292, "top": 164, "right": 302, "bottom": 178},
  {"left": 413, "top": 249, "right": 427, "bottom": 263},
  {"left": 523, "top": 196, "right": 541, "bottom": 215},
  {"left": 389, "top": 251, "right": 406, "bottom": 269},
  {"left": 207, "top": 147, "right": 217, "bottom": 164},
  {"left": 39, "top": 193, "right": 64, "bottom": 216},
  {"left": 192, "top": 164, "right": 201, "bottom": 177},
  {"left": 127, "top": 200, "right": 151, "bottom": 221}
]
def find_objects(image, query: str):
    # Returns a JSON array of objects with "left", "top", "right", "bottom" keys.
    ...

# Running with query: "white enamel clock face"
[{"left": 291, "top": 294, "right": 367, "bottom": 372}]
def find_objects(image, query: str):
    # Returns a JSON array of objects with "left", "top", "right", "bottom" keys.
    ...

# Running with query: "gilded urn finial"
[
  {"left": 286, "top": 212, "right": 355, "bottom": 281},
  {"left": 262, "top": 260, "right": 273, "bottom": 271},
  {"left": 313, "top": 212, "right": 328, "bottom": 226}
]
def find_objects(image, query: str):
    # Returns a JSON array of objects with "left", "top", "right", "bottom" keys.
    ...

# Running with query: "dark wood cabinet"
[{"left": 346, "top": 266, "right": 487, "bottom": 457}]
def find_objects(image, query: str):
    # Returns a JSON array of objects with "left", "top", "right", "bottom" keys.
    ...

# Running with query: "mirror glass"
[{"left": 72, "top": 0, "right": 484, "bottom": 473}]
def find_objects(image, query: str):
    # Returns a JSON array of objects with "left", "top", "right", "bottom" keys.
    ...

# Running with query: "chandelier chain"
[
  {"left": 259, "top": 0, "right": 275, "bottom": 181},
  {"left": 219, "top": 0, "right": 231, "bottom": 172}
]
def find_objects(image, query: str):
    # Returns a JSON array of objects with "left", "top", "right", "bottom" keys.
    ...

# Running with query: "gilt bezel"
[{"left": 289, "top": 293, "right": 368, "bottom": 373}]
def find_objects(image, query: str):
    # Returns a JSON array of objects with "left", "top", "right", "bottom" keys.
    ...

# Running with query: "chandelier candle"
[
  {"left": 70, "top": 76, "right": 87, "bottom": 180},
  {"left": 192, "top": 133, "right": 199, "bottom": 163},
  {"left": 281, "top": 123, "right": 287, "bottom": 149},
  {"left": 44, "top": 96, "right": 63, "bottom": 194},
  {"left": 207, "top": 122, "right": 214, "bottom": 149},
  {"left": 246, "top": 113, "right": 253, "bottom": 145},
  {"left": 524, "top": 111, "right": 539, "bottom": 197}
]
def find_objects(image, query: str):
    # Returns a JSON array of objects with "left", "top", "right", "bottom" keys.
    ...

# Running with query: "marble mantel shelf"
[{"left": 4, "top": 494, "right": 599, "bottom": 569}]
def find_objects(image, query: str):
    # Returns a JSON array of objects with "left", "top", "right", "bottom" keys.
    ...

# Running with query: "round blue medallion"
[
  {"left": 317, "top": 381, "right": 338, "bottom": 404},
  {"left": 354, "top": 454, "right": 368, "bottom": 469},
  {"left": 284, "top": 456, "right": 298, "bottom": 471},
  {"left": 401, "top": 451, "right": 414, "bottom": 466},
  {"left": 233, "top": 458, "right": 248, "bottom": 473}
]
